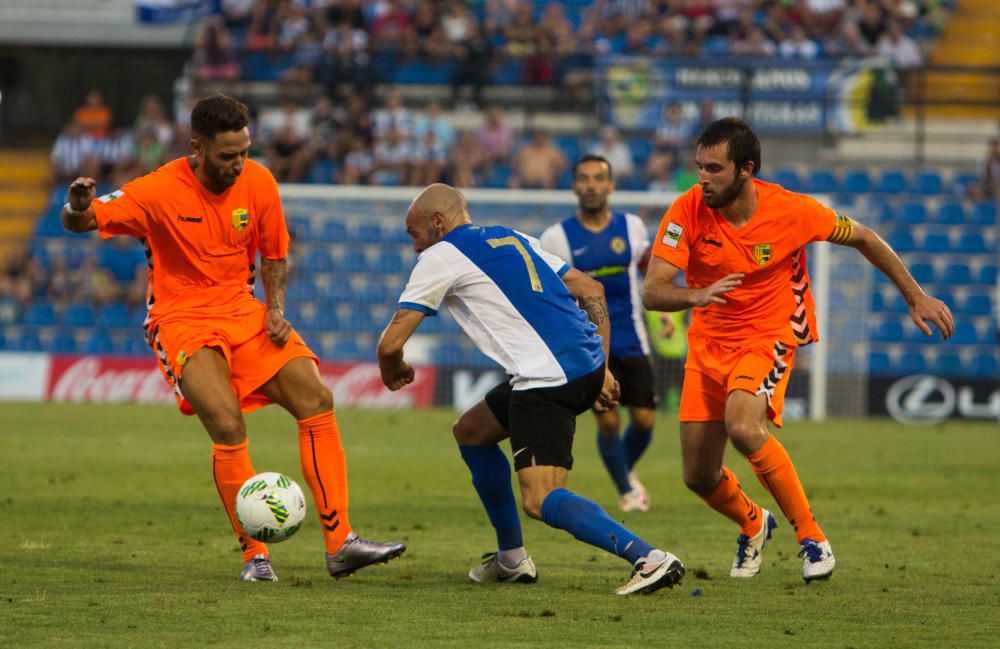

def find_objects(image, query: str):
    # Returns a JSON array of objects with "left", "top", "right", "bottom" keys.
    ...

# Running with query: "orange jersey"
[
  {"left": 92, "top": 157, "right": 289, "bottom": 325},
  {"left": 651, "top": 179, "right": 852, "bottom": 346}
]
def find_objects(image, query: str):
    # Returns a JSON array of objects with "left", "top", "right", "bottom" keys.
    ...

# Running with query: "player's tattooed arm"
[
  {"left": 261, "top": 257, "right": 288, "bottom": 315},
  {"left": 578, "top": 295, "right": 610, "bottom": 326}
]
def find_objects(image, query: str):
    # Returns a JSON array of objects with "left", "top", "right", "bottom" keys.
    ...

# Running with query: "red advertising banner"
[{"left": 44, "top": 355, "right": 436, "bottom": 408}]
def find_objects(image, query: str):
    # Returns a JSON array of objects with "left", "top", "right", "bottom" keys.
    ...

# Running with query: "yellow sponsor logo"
[
  {"left": 232, "top": 208, "right": 249, "bottom": 232},
  {"left": 752, "top": 243, "right": 772, "bottom": 266},
  {"left": 176, "top": 351, "right": 189, "bottom": 366}
]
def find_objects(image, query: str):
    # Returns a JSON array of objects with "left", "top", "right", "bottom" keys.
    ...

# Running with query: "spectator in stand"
[
  {"left": 475, "top": 106, "right": 514, "bottom": 168},
  {"left": 504, "top": 3, "right": 538, "bottom": 57},
  {"left": 0, "top": 243, "right": 45, "bottom": 307},
  {"left": 646, "top": 145, "right": 677, "bottom": 192},
  {"left": 730, "top": 25, "right": 776, "bottom": 57},
  {"left": 244, "top": 1, "right": 280, "bottom": 52},
  {"left": 981, "top": 138, "right": 1000, "bottom": 199},
  {"left": 623, "top": 21, "right": 657, "bottom": 56},
  {"left": 221, "top": 0, "right": 256, "bottom": 29},
  {"left": 99, "top": 129, "right": 139, "bottom": 187},
  {"left": 655, "top": 102, "right": 696, "bottom": 156},
  {"left": 449, "top": 130, "right": 482, "bottom": 188},
  {"left": 339, "top": 135, "right": 375, "bottom": 185},
  {"left": 876, "top": 20, "right": 923, "bottom": 71},
  {"left": 370, "top": 0, "right": 413, "bottom": 54},
  {"left": 260, "top": 99, "right": 315, "bottom": 183},
  {"left": 373, "top": 88, "right": 413, "bottom": 140},
  {"left": 50, "top": 123, "right": 98, "bottom": 185},
  {"left": 802, "top": 0, "right": 846, "bottom": 37},
  {"left": 97, "top": 237, "right": 148, "bottom": 308},
  {"left": 451, "top": 20, "right": 494, "bottom": 108},
  {"left": 412, "top": 101, "right": 456, "bottom": 151},
  {"left": 825, "top": 21, "right": 873, "bottom": 57},
  {"left": 281, "top": 27, "right": 324, "bottom": 84},
  {"left": 589, "top": 126, "right": 635, "bottom": 184},
  {"left": 73, "top": 89, "right": 112, "bottom": 139},
  {"left": 371, "top": 125, "right": 413, "bottom": 186},
  {"left": 309, "top": 94, "right": 343, "bottom": 167},
  {"left": 779, "top": 24, "right": 820, "bottom": 59},
  {"left": 134, "top": 95, "right": 175, "bottom": 147},
  {"left": 484, "top": 0, "right": 518, "bottom": 40},
  {"left": 131, "top": 126, "right": 168, "bottom": 178},
  {"left": 441, "top": 2, "right": 475, "bottom": 44},
  {"left": 512, "top": 130, "right": 567, "bottom": 189},
  {"left": 192, "top": 15, "right": 241, "bottom": 82},
  {"left": 410, "top": 1, "right": 452, "bottom": 62},
  {"left": 857, "top": 1, "right": 888, "bottom": 47},
  {"left": 320, "top": 18, "right": 371, "bottom": 97},
  {"left": 409, "top": 130, "right": 449, "bottom": 186},
  {"left": 598, "top": 0, "right": 653, "bottom": 37}
]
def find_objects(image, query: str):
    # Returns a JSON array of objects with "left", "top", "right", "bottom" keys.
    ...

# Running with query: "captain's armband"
[{"left": 827, "top": 212, "right": 854, "bottom": 244}]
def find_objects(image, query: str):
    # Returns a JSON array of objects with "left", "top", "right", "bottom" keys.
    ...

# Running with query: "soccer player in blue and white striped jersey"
[{"left": 377, "top": 184, "right": 684, "bottom": 595}]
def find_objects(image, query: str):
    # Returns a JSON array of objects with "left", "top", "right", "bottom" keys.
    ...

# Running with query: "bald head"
[{"left": 405, "top": 183, "right": 472, "bottom": 253}]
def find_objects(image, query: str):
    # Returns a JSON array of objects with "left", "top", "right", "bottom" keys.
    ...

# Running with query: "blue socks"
[
  {"left": 540, "top": 488, "right": 654, "bottom": 565},
  {"left": 597, "top": 432, "right": 633, "bottom": 494},
  {"left": 623, "top": 425, "right": 653, "bottom": 471},
  {"left": 459, "top": 444, "right": 523, "bottom": 551}
]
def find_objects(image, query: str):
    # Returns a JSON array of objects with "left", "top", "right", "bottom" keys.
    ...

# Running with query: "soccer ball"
[{"left": 235, "top": 472, "right": 307, "bottom": 543}]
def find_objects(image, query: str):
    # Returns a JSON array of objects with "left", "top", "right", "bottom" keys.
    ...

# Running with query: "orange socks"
[
  {"left": 212, "top": 440, "right": 268, "bottom": 562},
  {"left": 701, "top": 466, "right": 764, "bottom": 537},
  {"left": 748, "top": 435, "right": 825, "bottom": 542},
  {"left": 298, "top": 410, "right": 352, "bottom": 553}
]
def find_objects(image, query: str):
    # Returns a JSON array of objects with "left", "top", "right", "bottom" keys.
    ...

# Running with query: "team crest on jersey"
[
  {"left": 752, "top": 243, "right": 772, "bottom": 266},
  {"left": 176, "top": 351, "right": 189, "bottom": 366},
  {"left": 231, "top": 208, "right": 249, "bottom": 232},
  {"left": 97, "top": 190, "right": 125, "bottom": 203},
  {"left": 610, "top": 236, "right": 627, "bottom": 255}
]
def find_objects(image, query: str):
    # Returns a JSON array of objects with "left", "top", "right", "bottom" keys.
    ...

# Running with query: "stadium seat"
[
  {"left": 355, "top": 279, "right": 391, "bottom": 304},
  {"left": 840, "top": 169, "right": 872, "bottom": 194},
  {"left": 335, "top": 249, "right": 368, "bottom": 272},
  {"left": 301, "top": 310, "right": 340, "bottom": 332},
  {"left": 115, "top": 337, "right": 148, "bottom": 356},
  {"left": 301, "top": 249, "right": 335, "bottom": 274},
  {"left": 353, "top": 223, "right": 384, "bottom": 243},
  {"left": 386, "top": 227, "right": 412, "bottom": 245},
  {"left": 61, "top": 302, "right": 96, "bottom": 327},
  {"left": 933, "top": 201, "right": 965, "bottom": 224},
  {"left": 909, "top": 262, "right": 935, "bottom": 284},
  {"left": 344, "top": 309, "right": 376, "bottom": 332},
  {"left": 771, "top": 168, "right": 802, "bottom": 193},
  {"left": 485, "top": 165, "right": 513, "bottom": 189},
  {"left": 867, "top": 198, "right": 893, "bottom": 222},
  {"left": 17, "top": 333, "right": 42, "bottom": 351},
  {"left": 288, "top": 217, "right": 314, "bottom": 241},
  {"left": 868, "top": 351, "right": 891, "bottom": 374},
  {"left": 971, "top": 202, "right": 996, "bottom": 226},
  {"left": 85, "top": 332, "right": 114, "bottom": 355},
  {"left": 941, "top": 263, "right": 971, "bottom": 285},
  {"left": 555, "top": 135, "right": 581, "bottom": 162},
  {"left": 331, "top": 339, "right": 363, "bottom": 360},
  {"left": 318, "top": 220, "right": 348, "bottom": 243},
  {"left": 886, "top": 230, "right": 915, "bottom": 253},
  {"left": 969, "top": 354, "right": 998, "bottom": 378},
  {"left": 872, "top": 319, "right": 904, "bottom": 342},
  {"left": 21, "top": 301, "right": 56, "bottom": 327},
  {"left": 0, "top": 334, "right": 7, "bottom": 350},
  {"left": 628, "top": 139, "right": 653, "bottom": 166},
  {"left": 912, "top": 170, "right": 943, "bottom": 195},
  {"left": 287, "top": 278, "right": 319, "bottom": 302},
  {"left": 49, "top": 330, "right": 78, "bottom": 354},
  {"left": 898, "top": 201, "right": 928, "bottom": 224},
  {"left": 870, "top": 291, "right": 885, "bottom": 311},
  {"left": 932, "top": 353, "right": 962, "bottom": 376},
  {"left": 876, "top": 169, "right": 907, "bottom": 194},
  {"left": 978, "top": 264, "right": 997, "bottom": 285},
  {"left": 960, "top": 294, "right": 992, "bottom": 316},
  {"left": 951, "top": 322, "right": 978, "bottom": 345},
  {"left": 956, "top": 233, "right": 989, "bottom": 254},
  {"left": 807, "top": 169, "right": 837, "bottom": 194},
  {"left": 432, "top": 342, "right": 466, "bottom": 366},
  {"left": 898, "top": 352, "right": 926, "bottom": 374},
  {"left": 307, "top": 160, "right": 338, "bottom": 185},
  {"left": 922, "top": 233, "right": 951, "bottom": 253},
  {"left": 952, "top": 171, "right": 979, "bottom": 194},
  {"left": 319, "top": 282, "right": 354, "bottom": 304}
]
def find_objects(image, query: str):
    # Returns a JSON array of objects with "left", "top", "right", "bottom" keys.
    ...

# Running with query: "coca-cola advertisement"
[{"left": 39, "top": 355, "right": 436, "bottom": 408}]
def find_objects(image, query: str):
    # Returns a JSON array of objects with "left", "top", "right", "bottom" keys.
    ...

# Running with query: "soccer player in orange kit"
[
  {"left": 642, "top": 118, "right": 954, "bottom": 581},
  {"left": 62, "top": 93, "right": 404, "bottom": 582}
]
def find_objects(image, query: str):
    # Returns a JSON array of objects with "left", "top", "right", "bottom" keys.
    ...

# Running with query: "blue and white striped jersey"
[
  {"left": 398, "top": 223, "right": 605, "bottom": 390},
  {"left": 539, "top": 211, "right": 651, "bottom": 358}
]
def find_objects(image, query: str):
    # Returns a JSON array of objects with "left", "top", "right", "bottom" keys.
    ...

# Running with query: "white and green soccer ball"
[{"left": 235, "top": 472, "right": 307, "bottom": 543}]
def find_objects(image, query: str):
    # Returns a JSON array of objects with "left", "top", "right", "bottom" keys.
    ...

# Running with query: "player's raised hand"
[
  {"left": 909, "top": 293, "right": 955, "bottom": 339},
  {"left": 594, "top": 368, "right": 620, "bottom": 412},
  {"left": 265, "top": 307, "right": 292, "bottom": 347},
  {"left": 693, "top": 273, "right": 744, "bottom": 307},
  {"left": 68, "top": 177, "right": 97, "bottom": 210},
  {"left": 381, "top": 360, "right": 415, "bottom": 391}
]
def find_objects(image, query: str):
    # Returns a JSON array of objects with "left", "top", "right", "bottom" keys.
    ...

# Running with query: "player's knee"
[
  {"left": 682, "top": 468, "right": 717, "bottom": 496},
  {"left": 520, "top": 496, "right": 544, "bottom": 520},
  {"left": 311, "top": 384, "right": 334, "bottom": 414},
  {"left": 726, "top": 419, "right": 767, "bottom": 455},
  {"left": 206, "top": 410, "right": 246, "bottom": 445},
  {"left": 452, "top": 417, "right": 481, "bottom": 445}
]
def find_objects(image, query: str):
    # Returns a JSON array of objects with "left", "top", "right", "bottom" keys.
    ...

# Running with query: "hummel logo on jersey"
[
  {"left": 736, "top": 375, "right": 754, "bottom": 381},
  {"left": 178, "top": 215, "right": 203, "bottom": 223},
  {"left": 702, "top": 236, "right": 722, "bottom": 247}
]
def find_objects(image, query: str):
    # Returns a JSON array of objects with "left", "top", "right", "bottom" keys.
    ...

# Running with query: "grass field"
[{"left": 2, "top": 403, "right": 997, "bottom": 648}]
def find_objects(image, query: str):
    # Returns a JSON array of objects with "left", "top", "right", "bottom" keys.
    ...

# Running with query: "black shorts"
[
  {"left": 607, "top": 354, "right": 657, "bottom": 409},
  {"left": 485, "top": 366, "right": 605, "bottom": 471}
]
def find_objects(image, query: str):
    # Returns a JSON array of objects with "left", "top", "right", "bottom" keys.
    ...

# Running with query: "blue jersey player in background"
[
  {"left": 377, "top": 183, "right": 684, "bottom": 596},
  {"left": 540, "top": 155, "right": 665, "bottom": 512}
]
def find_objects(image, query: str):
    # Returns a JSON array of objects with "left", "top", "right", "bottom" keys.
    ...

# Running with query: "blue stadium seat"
[
  {"left": 956, "top": 232, "right": 989, "bottom": 254},
  {"left": 969, "top": 354, "right": 998, "bottom": 378},
  {"left": 288, "top": 217, "right": 313, "bottom": 240},
  {"left": 49, "top": 330, "right": 78, "bottom": 354},
  {"left": 912, "top": 170, "right": 943, "bottom": 195},
  {"left": 951, "top": 322, "right": 978, "bottom": 345},
  {"left": 876, "top": 169, "right": 907, "bottom": 194},
  {"left": 353, "top": 223, "right": 384, "bottom": 243},
  {"left": 941, "top": 263, "right": 971, "bottom": 285},
  {"left": 301, "top": 249, "right": 334, "bottom": 274},
  {"left": 485, "top": 165, "right": 513, "bottom": 189},
  {"left": 22, "top": 301, "right": 56, "bottom": 327},
  {"left": 898, "top": 352, "right": 927, "bottom": 374},
  {"left": 319, "top": 282, "right": 354, "bottom": 304},
  {"left": 772, "top": 168, "right": 802, "bottom": 193},
  {"left": 922, "top": 233, "right": 951, "bottom": 253},
  {"left": 386, "top": 227, "right": 412, "bottom": 245},
  {"left": 982, "top": 324, "right": 998, "bottom": 345},
  {"left": 960, "top": 294, "right": 992, "bottom": 316},
  {"left": 355, "top": 280, "right": 391, "bottom": 304},
  {"left": 115, "top": 337, "right": 148, "bottom": 356},
  {"left": 867, "top": 198, "right": 893, "bottom": 222},
  {"left": 85, "top": 332, "right": 114, "bottom": 355},
  {"left": 317, "top": 220, "right": 348, "bottom": 243},
  {"left": 307, "top": 160, "right": 338, "bottom": 185},
  {"left": 872, "top": 319, "right": 904, "bottom": 342},
  {"left": 870, "top": 291, "right": 885, "bottom": 311},
  {"left": 934, "top": 201, "right": 965, "bottom": 224},
  {"left": 978, "top": 264, "right": 997, "bottom": 285},
  {"left": 373, "top": 251, "right": 405, "bottom": 274},
  {"left": 628, "top": 139, "right": 653, "bottom": 166},
  {"left": 898, "top": 201, "right": 928, "bottom": 224},
  {"left": 868, "top": 351, "right": 891, "bottom": 374},
  {"left": 932, "top": 353, "right": 962, "bottom": 376},
  {"left": 300, "top": 310, "right": 340, "bottom": 332},
  {"left": 287, "top": 277, "right": 319, "bottom": 302},
  {"left": 0, "top": 334, "right": 7, "bottom": 350},
  {"left": 807, "top": 169, "right": 837, "bottom": 194},
  {"left": 432, "top": 342, "right": 466, "bottom": 366},
  {"left": 17, "top": 333, "right": 43, "bottom": 351},
  {"left": 344, "top": 309, "right": 375, "bottom": 331},
  {"left": 61, "top": 302, "right": 96, "bottom": 327},
  {"left": 952, "top": 171, "right": 979, "bottom": 194},
  {"left": 971, "top": 202, "right": 996, "bottom": 226},
  {"left": 886, "top": 230, "right": 915, "bottom": 253},
  {"left": 556, "top": 135, "right": 581, "bottom": 162},
  {"left": 909, "top": 262, "right": 935, "bottom": 284},
  {"left": 335, "top": 249, "right": 368, "bottom": 272},
  {"left": 840, "top": 169, "right": 872, "bottom": 194},
  {"left": 331, "top": 339, "right": 363, "bottom": 360}
]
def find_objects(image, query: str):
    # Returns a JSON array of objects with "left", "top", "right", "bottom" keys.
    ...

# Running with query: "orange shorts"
[
  {"left": 147, "top": 304, "right": 318, "bottom": 415},
  {"left": 679, "top": 334, "right": 796, "bottom": 427}
]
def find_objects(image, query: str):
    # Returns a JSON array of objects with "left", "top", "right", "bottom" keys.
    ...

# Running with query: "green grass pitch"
[{"left": 2, "top": 403, "right": 997, "bottom": 648}]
